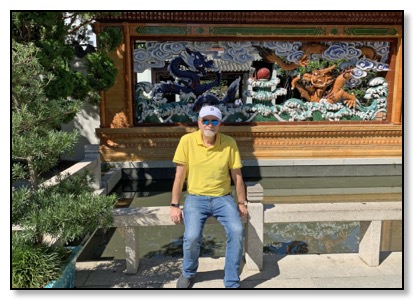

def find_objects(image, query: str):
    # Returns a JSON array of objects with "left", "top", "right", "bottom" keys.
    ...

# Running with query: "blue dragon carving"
[{"left": 151, "top": 48, "right": 222, "bottom": 101}]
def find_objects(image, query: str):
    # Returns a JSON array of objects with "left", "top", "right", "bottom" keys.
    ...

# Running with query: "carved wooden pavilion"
[{"left": 93, "top": 11, "right": 402, "bottom": 163}]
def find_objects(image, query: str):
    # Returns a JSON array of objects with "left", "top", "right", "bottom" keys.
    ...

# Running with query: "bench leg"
[
  {"left": 245, "top": 202, "right": 263, "bottom": 271},
  {"left": 125, "top": 226, "right": 140, "bottom": 274},
  {"left": 359, "top": 221, "right": 382, "bottom": 267}
]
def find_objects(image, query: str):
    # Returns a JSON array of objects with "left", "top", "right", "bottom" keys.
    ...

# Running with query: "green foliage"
[
  {"left": 85, "top": 52, "right": 117, "bottom": 92},
  {"left": 11, "top": 12, "right": 120, "bottom": 288},
  {"left": 12, "top": 172, "right": 117, "bottom": 244},
  {"left": 12, "top": 240, "right": 67, "bottom": 288},
  {"left": 98, "top": 26, "right": 123, "bottom": 52},
  {"left": 43, "top": 66, "right": 75, "bottom": 100},
  {"left": 11, "top": 171, "right": 117, "bottom": 289},
  {"left": 12, "top": 12, "right": 121, "bottom": 104},
  {"left": 101, "top": 163, "right": 116, "bottom": 173},
  {"left": 12, "top": 12, "right": 68, "bottom": 45},
  {"left": 70, "top": 71, "right": 91, "bottom": 104},
  {"left": 12, "top": 41, "right": 80, "bottom": 185},
  {"left": 11, "top": 41, "right": 52, "bottom": 108}
]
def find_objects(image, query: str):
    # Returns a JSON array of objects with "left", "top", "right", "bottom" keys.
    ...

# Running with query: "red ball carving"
[{"left": 257, "top": 68, "right": 271, "bottom": 79}]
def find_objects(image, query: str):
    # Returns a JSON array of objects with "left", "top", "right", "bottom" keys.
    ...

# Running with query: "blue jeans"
[{"left": 182, "top": 194, "right": 244, "bottom": 288}]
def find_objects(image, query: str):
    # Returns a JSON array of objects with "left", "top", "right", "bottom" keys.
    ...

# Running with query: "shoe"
[{"left": 176, "top": 274, "right": 192, "bottom": 288}]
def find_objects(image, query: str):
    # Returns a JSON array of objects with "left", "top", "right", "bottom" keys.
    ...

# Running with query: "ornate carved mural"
[{"left": 133, "top": 41, "right": 390, "bottom": 124}]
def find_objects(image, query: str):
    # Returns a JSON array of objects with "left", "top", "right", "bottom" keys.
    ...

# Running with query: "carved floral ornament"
[{"left": 133, "top": 41, "right": 391, "bottom": 124}]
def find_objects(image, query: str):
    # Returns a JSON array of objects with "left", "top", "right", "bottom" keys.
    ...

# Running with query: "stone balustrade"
[{"left": 113, "top": 182, "right": 402, "bottom": 274}]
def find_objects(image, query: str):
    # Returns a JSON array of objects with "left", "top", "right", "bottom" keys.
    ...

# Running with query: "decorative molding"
[
  {"left": 136, "top": 26, "right": 190, "bottom": 35},
  {"left": 96, "top": 12, "right": 403, "bottom": 25},
  {"left": 96, "top": 124, "right": 402, "bottom": 162},
  {"left": 208, "top": 27, "right": 326, "bottom": 36},
  {"left": 130, "top": 24, "right": 400, "bottom": 37},
  {"left": 343, "top": 27, "right": 398, "bottom": 36}
]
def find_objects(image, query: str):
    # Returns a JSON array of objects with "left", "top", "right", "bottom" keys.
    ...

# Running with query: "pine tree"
[{"left": 11, "top": 12, "right": 120, "bottom": 288}]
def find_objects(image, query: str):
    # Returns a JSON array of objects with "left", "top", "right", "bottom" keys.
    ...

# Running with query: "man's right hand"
[{"left": 170, "top": 206, "right": 182, "bottom": 224}]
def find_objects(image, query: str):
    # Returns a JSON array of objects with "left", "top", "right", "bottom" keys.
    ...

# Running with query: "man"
[{"left": 170, "top": 105, "right": 248, "bottom": 289}]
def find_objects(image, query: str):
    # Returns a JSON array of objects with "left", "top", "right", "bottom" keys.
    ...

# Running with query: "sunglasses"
[{"left": 201, "top": 119, "right": 220, "bottom": 126}]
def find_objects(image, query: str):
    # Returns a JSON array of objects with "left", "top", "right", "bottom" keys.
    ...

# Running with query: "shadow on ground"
[{"left": 76, "top": 258, "right": 182, "bottom": 288}]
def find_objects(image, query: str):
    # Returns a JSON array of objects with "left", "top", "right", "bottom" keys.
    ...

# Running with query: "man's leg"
[
  {"left": 182, "top": 195, "right": 210, "bottom": 278},
  {"left": 213, "top": 195, "right": 244, "bottom": 288}
]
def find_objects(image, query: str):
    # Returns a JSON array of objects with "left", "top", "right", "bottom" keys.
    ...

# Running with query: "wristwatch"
[
  {"left": 171, "top": 203, "right": 180, "bottom": 208},
  {"left": 238, "top": 201, "right": 248, "bottom": 205}
]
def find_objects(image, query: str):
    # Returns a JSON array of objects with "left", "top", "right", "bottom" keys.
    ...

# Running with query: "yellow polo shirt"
[{"left": 173, "top": 130, "right": 243, "bottom": 196}]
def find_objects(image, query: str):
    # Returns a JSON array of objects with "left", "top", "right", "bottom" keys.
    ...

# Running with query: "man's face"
[{"left": 198, "top": 116, "right": 221, "bottom": 138}]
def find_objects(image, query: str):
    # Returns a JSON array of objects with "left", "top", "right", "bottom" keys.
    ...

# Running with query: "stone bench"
[{"left": 113, "top": 182, "right": 402, "bottom": 274}]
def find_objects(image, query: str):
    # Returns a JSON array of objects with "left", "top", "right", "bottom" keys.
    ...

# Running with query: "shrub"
[{"left": 12, "top": 240, "right": 66, "bottom": 288}]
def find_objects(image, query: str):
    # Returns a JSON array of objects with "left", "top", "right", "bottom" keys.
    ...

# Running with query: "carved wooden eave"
[
  {"left": 96, "top": 124, "right": 402, "bottom": 162},
  {"left": 95, "top": 11, "right": 403, "bottom": 25}
]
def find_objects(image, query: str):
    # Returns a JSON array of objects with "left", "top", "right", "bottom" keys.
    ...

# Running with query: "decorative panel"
[
  {"left": 133, "top": 40, "right": 392, "bottom": 124},
  {"left": 96, "top": 124, "right": 402, "bottom": 162}
]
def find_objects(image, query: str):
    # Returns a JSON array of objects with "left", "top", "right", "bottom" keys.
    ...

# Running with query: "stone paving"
[{"left": 75, "top": 252, "right": 402, "bottom": 289}]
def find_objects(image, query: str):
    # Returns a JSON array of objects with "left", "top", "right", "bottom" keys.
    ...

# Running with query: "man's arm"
[
  {"left": 230, "top": 168, "right": 246, "bottom": 203},
  {"left": 230, "top": 168, "right": 248, "bottom": 216},
  {"left": 170, "top": 164, "right": 186, "bottom": 223},
  {"left": 172, "top": 164, "right": 186, "bottom": 205}
]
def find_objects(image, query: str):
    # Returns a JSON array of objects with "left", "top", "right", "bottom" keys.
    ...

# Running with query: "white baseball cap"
[{"left": 199, "top": 106, "right": 222, "bottom": 121}]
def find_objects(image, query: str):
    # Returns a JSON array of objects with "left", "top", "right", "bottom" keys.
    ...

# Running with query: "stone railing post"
[
  {"left": 245, "top": 182, "right": 264, "bottom": 271},
  {"left": 84, "top": 144, "right": 102, "bottom": 190},
  {"left": 124, "top": 227, "right": 140, "bottom": 274},
  {"left": 359, "top": 221, "right": 382, "bottom": 266}
]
